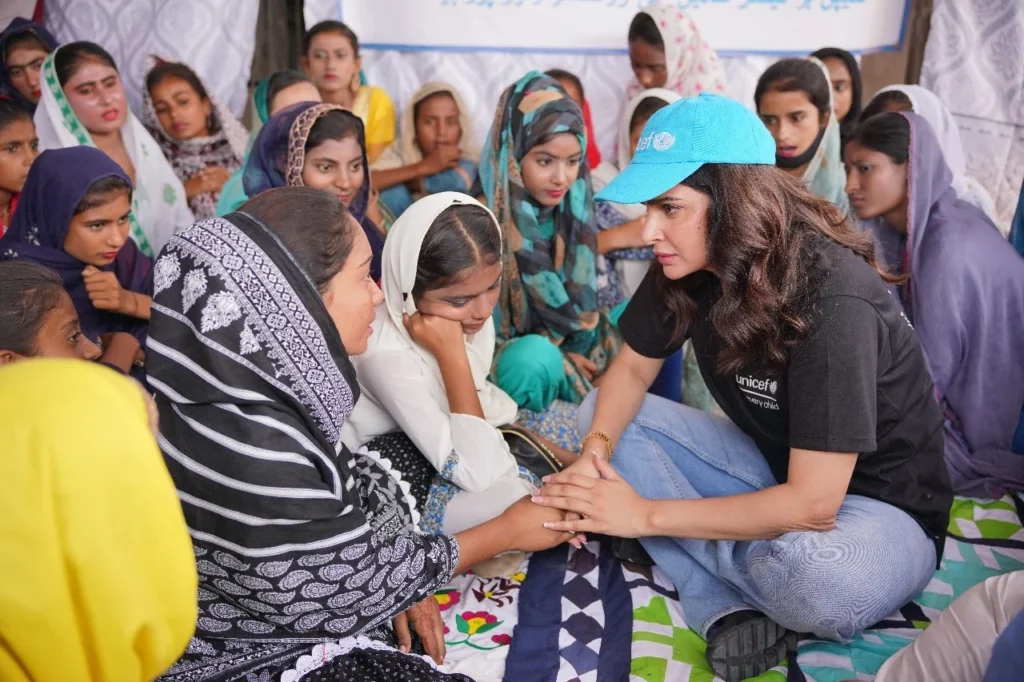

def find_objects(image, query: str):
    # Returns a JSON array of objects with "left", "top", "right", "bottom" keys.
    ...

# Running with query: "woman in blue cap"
[{"left": 530, "top": 93, "right": 953, "bottom": 681}]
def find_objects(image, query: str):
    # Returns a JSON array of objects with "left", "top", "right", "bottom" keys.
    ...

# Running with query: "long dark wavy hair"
[{"left": 656, "top": 163, "right": 898, "bottom": 374}]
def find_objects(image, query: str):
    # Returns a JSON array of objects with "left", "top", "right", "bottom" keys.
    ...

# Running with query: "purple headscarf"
[
  {"left": 866, "top": 112, "right": 1024, "bottom": 496},
  {"left": 0, "top": 18, "right": 57, "bottom": 113},
  {"left": 242, "top": 101, "right": 383, "bottom": 280},
  {"left": 0, "top": 147, "right": 153, "bottom": 344}
]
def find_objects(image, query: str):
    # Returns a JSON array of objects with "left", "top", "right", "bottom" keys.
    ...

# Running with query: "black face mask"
[{"left": 775, "top": 124, "right": 827, "bottom": 170}]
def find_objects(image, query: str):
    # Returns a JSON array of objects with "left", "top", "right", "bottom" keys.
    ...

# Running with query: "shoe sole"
[{"left": 706, "top": 616, "right": 794, "bottom": 682}]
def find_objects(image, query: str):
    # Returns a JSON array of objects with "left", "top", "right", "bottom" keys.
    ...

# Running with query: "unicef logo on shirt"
[
  {"left": 636, "top": 131, "right": 676, "bottom": 153},
  {"left": 735, "top": 373, "right": 780, "bottom": 411}
]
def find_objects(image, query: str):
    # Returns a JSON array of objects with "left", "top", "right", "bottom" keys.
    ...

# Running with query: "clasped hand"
[
  {"left": 83, "top": 265, "right": 131, "bottom": 314},
  {"left": 403, "top": 312, "right": 466, "bottom": 358},
  {"left": 531, "top": 455, "right": 651, "bottom": 539}
]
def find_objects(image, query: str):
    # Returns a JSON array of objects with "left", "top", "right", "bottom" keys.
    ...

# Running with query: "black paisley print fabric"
[{"left": 148, "top": 214, "right": 460, "bottom": 680}]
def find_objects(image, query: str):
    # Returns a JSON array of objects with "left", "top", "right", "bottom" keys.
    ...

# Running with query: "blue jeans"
[
  {"left": 578, "top": 391, "right": 937, "bottom": 640},
  {"left": 985, "top": 606, "right": 1024, "bottom": 682}
]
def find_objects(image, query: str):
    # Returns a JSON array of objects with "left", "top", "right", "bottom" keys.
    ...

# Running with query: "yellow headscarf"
[{"left": 0, "top": 360, "right": 197, "bottom": 682}]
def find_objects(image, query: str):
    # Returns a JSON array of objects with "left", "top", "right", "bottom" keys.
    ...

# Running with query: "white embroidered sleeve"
[{"left": 360, "top": 352, "right": 519, "bottom": 493}]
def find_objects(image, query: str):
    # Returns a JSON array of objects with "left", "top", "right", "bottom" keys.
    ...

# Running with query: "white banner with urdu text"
[{"left": 337, "top": 0, "right": 910, "bottom": 56}]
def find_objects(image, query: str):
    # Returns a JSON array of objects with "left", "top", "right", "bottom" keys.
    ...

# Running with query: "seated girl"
[
  {"left": 0, "top": 97, "right": 37, "bottom": 234},
  {"left": 482, "top": 71, "right": 623, "bottom": 413},
  {"left": 0, "top": 359, "right": 196, "bottom": 681},
  {"left": 302, "top": 20, "right": 395, "bottom": 165},
  {"left": 0, "top": 17, "right": 57, "bottom": 112},
  {"left": 845, "top": 111, "right": 1024, "bottom": 495},
  {"left": 533, "top": 94, "right": 953, "bottom": 682},
  {"left": 626, "top": 3, "right": 726, "bottom": 98},
  {"left": 142, "top": 57, "right": 248, "bottom": 220},
  {"left": 0, "top": 147, "right": 153, "bottom": 375},
  {"left": 374, "top": 82, "right": 478, "bottom": 219},
  {"left": 860, "top": 84, "right": 998, "bottom": 225},
  {"left": 809, "top": 47, "right": 862, "bottom": 150},
  {"left": 0, "top": 260, "right": 145, "bottom": 373},
  {"left": 148, "top": 186, "right": 568, "bottom": 680},
  {"left": 546, "top": 68, "right": 629, "bottom": 309},
  {"left": 34, "top": 42, "right": 194, "bottom": 257},
  {"left": 592, "top": 88, "right": 678, "bottom": 296},
  {"left": 216, "top": 69, "right": 321, "bottom": 216},
  {"left": 243, "top": 101, "right": 386, "bottom": 280},
  {"left": 755, "top": 57, "right": 848, "bottom": 213},
  {"left": 345, "top": 192, "right": 576, "bottom": 536}
]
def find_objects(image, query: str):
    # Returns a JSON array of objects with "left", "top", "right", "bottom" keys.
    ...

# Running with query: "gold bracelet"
[{"left": 582, "top": 431, "right": 615, "bottom": 461}]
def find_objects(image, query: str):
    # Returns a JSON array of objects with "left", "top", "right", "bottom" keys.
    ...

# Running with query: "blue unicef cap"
[{"left": 596, "top": 93, "right": 776, "bottom": 205}]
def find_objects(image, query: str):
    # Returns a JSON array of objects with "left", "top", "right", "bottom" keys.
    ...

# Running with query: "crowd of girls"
[{"left": 0, "top": 3, "right": 1021, "bottom": 682}]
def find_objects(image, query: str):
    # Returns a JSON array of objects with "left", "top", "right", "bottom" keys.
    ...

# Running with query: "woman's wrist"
[
  {"left": 453, "top": 513, "right": 516, "bottom": 572},
  {"left": 581, "top": 431, "right": 614, "bottom": 461},
  {"left": 578, "top": 446, "right": 604, "bottom": 466},
  {"left": 638, "top": 498, "right": 660, "bottom": 538},
  {"left": 436, "top": 345, "right": 485, "bottom": 419},
  {"left": 105, "top": 331, "right": 140, "bottom": 352},
  {"left": 118, "top": 290, "right": 135, "bottom": 316},
  {"left": 413, "top": 159, "right": 433, "bottom": 180},
  {"left": 434, "top": 342, "right": 470, "bottom": 368},
  {"left": 101, "top": 332, "right": 141, "bottom": 374}
]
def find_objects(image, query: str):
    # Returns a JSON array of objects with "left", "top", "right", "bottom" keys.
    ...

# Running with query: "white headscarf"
[
  {"left": 802, "top": 58, "right": 849, "bottom": 216},
  {"left": 872, "top": 84, "right": 998, "bottom": 225},
  {"left": 33, "top": 47, "right": 194, "bottom": 258},
  {"left": 354, "top": 191, "right": 518, "bottom": 429},
  {"left": 616, "top": 88, "right": 682, "bottom": 171}
]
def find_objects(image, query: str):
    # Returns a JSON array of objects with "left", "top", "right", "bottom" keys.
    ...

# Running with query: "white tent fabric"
[
  {"left": 1, "top": 1, "right": 38, "bottom": 32},
  {"left": 920, "top": 0, "right": 1024, "bottom": 231},
  {"left": 45, "top": 0, "right": 258, "bottom": 118},
  {"left": 35, "top": 1, "right": 1018, "bottom": 228},
  {"left": 357, "top": 50, "right": 773, "bottom": 163},
  {"left": 304, "top": 0, "right": 771, "bottom": 161}
]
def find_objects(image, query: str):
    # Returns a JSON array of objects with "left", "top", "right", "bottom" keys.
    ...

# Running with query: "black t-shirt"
[{"left": 621, "top": 238, "right": 952, "bottom": 561}]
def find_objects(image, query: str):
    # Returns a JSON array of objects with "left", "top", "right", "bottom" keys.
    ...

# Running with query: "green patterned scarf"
[
  {"left": 481, "top": 71, "right": 600, "bottom": 345},
  {"left": 39, "top": 53, "right": 154, "bottom": 257}
]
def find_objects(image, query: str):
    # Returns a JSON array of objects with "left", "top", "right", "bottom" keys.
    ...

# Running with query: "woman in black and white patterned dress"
[{"left": 148, "top": 186, "right": 570, "bottom": 681}]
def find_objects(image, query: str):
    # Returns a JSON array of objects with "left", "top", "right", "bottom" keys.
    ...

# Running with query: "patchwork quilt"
[{"left": 433, "top": 495, "right": 1024, "bottom": 681}]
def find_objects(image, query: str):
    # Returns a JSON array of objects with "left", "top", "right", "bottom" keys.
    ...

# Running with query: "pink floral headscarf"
[{"left": 627, "top": 3, "right": 727, "bottom": 99}]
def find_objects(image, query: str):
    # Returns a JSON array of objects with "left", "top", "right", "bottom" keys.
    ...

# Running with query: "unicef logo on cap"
[
  {"left": 636, "top": 131, "right": 676, "bottom": 154},
  {"left": 652, "top": 132, "right": 675, "bottom": 152}
]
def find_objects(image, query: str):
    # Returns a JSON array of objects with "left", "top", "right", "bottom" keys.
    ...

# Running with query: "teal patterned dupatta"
[{"left": 481, "top": 71, "right": 621, "bottom": 401}]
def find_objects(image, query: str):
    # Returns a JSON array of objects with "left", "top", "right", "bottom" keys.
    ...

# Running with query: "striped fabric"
[{"left": 148, "top": 213, "right": 459, "bottom": 678}]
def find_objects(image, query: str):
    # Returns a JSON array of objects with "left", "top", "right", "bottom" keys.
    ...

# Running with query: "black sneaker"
[{"left": 705, "top": 611, "right": 796, "bottom": 682}]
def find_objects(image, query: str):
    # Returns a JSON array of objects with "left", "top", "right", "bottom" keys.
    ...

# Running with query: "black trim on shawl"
[{"left": 148, "top": 213, "right": 458, "bottom": 650}]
